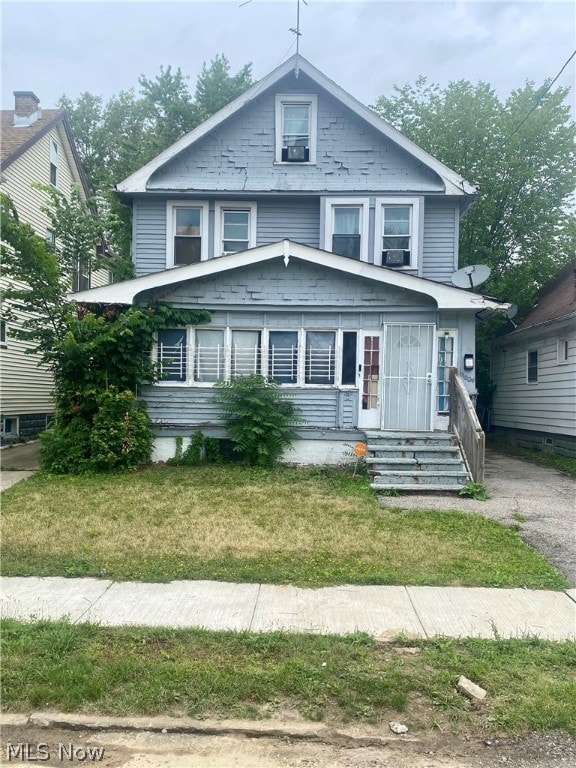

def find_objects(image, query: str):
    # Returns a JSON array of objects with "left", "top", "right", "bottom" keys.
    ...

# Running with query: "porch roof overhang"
[{"left": 70, "top": 240, "right": 510, "bottom": 314}]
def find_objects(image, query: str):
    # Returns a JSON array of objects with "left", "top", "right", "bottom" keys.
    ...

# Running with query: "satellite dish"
[
  {"left": 506, "top": 304, "right": 518, "bottom": 320},
  {"left": 451, "top": 264, "right": 491, "bottom": 290}
]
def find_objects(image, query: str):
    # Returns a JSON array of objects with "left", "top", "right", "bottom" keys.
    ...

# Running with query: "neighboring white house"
[
  {"left": 0, "top": 91, "right": 106, "bottom": 442},
  {"left": 491, "top": 259, "right": 576, "bottom": 458}
]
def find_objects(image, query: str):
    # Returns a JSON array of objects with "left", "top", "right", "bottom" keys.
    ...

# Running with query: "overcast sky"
[{"left": 1, "top": 0, "right": 575, "bottom": 112}]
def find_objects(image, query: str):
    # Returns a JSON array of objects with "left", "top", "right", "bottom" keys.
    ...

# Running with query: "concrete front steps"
[{"left": 364, "top": 431, "right": 470, "bottom": 494}]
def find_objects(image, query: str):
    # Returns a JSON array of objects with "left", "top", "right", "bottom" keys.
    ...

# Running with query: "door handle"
[{"left": 426, "top": 373, "right": 433, "bottom": 384}]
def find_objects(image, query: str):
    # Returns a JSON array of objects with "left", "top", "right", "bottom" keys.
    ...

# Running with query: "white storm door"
[
  {"left": 383, "top": 323, "right": 435, "bottom": 431},
  {"left": 357, "top": 332, "right": 382, "bottom": 429}
]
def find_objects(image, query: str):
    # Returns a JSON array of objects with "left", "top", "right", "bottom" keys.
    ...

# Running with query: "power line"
[{"left": 504, "top": 48, "right": 576, "bottom": 144}]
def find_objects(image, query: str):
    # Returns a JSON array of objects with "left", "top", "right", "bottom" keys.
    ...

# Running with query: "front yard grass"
[
  {"left": 1, "top": 465, "right": 567, "bottom": 588},
  {"left": 2, "top": 619, "right": 575, "bottom": 735}
]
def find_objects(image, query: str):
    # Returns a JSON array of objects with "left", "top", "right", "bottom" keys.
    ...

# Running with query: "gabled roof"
[
  {"left": 117, "top": 55, "right": 476, "bottom": 199},
  {"left": 70, "top": 239, "right": 507, "bottom": 314},
  {"left": 516, "top": 260, "right": 576, "bottom": 330},
  {"left": 0, "top": 108, "right": 90, "bottom": 197}
]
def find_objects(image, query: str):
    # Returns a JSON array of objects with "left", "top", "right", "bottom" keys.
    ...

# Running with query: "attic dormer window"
[{"left": 275, "top": 94, "right": 317, "bottom": 164}]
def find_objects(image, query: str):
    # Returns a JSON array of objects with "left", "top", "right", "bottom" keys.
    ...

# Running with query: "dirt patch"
[{"left": 2, "top": 724, "right": 575, "bottom": 768}]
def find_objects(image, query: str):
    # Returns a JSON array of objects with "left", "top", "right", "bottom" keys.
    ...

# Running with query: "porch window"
[
  {"left": 195, "top": 329, "right": 225, "bottom": 382},
  {"left": 341, "top": 332, "right": 357, "bottom": 385},
  {"left": 167, "top": 202, "right": 209, "bottom": 266},
  {"left": 437, "top": 332, "right": 455, "bottom": 412},
  {"left": 305, "top": 331, "right": 335, "bottom": 384},
  {"left": 231, "top": 330, "right": 261, "bottom": 377},
  {"left": 269, "top": 331, "right": 298, "bottom": 384},
  {"left": 275, "top": 94, "right": 317, "bottom": 164},
  {"left": 158, "top": 328, "right": 187, "bottom": 382},
  {"left": 527, "top": 350, "right": 538, "bottom": 383}
]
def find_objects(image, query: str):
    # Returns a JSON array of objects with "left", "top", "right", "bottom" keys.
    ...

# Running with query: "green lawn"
[
  {"left": 0, "top": 465, "right": 567, "bottom": 588},
  {"left": 2, "top": 619, "right": 575, "bottom": 734}
]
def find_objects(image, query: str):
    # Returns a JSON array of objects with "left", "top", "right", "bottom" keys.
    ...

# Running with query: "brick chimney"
[{"left": 14, "top": 91, "right": 40, "bottom": 117}]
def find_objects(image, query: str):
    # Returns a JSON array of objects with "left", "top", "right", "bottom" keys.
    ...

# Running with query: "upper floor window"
[
  {"left": 557, "top": 338, "right": 569, "bottom": 365},
  {"left": 50, "top": 139, "right": 58, "bottom": 186},
  {"left": 324, "top": 198, "right": 369, "bottom": 261},
  {"left": 275, "top": 94, "right": 317, "bottom": 164},
  {"left": 527, "top": 349, "right": 538, "bottom": 383},
  {"left": 375, "top": 197, "right": 421, "bottom": 269},
  {"left": 214, "top": 202, "right": 257, "bottom": 256},
  {"left": 166, "top": 201, "right": 209, "bottom": 267}
]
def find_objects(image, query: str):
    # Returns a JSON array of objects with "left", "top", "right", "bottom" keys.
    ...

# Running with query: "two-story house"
[
  {"left": 0, "top": 92, "right": 110, "bottom": 442},
  {"left": 72, "top": 56, "right": 507, "bottom": 488}
]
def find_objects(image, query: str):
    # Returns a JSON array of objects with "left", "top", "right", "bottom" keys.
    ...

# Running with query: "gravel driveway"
[{"left": 379, "top": 449, "right": 576, "bottom": 587}]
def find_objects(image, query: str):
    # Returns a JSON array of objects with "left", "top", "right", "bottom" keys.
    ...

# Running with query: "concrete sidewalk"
[{"left": 2, "top": 576, "right": 575, "bottom": 641}]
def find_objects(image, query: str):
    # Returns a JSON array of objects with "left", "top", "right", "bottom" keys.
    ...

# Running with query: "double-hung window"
[
  {"left": 214, "top": 202, "right": 257, "bottom": 256},
  {"left": 324, "top": 198, "right": 369, "bottom": 262},
  {"left": 269, "top": 331, "right": 299, "bottom": 384},
  {"left": 167, "top": 202, "right": 209, "bottom": 266},
  {"left": 305, "top": 331, "right": 335, "bottom": 384},
  {"left": 375, "top": 197, "right": 421, "bottom": 268},
  {"left": 275, "top": 94, "right": 317, "bottom": 164}
]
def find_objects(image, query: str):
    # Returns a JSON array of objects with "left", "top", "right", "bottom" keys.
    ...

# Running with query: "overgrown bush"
[
  {"left": 41, "top": 388, "right": 153, "bottom": 474},
  {"left": 213, "top": 375, "right": 302, "bottom": 467},
  {"left": 168, "top": 431, "right": 222, "bottom": 466}
]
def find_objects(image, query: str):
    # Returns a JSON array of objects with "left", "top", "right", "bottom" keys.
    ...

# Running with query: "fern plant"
[{"left": 213, "top": 375, "right": 302, "bottom": 466}]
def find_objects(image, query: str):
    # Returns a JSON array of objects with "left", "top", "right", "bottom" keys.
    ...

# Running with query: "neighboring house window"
[
  {"left": 166, "top": 202, "right": 209, "bottom": 267},
  {"left": 214, "top": 202, "right": 257, "bottom": 256},
  {"left": 527, "top": 350, "right": 538, "bottom": 383},
  {"left": 50, "top": 139, "right": 58, "bottom": 186},
  {"left": 557, "top": 338, "right": 569, "bottom": 365},
  {"left": 157, "top": 328, "right": 188, "bottom": 382},
  {"left": 374, "top": 197, "right": 421, "bottom": 268},
  {"left": 1, "top": 416, "right": 19, "bottom": 439},
  {"left": 73, "top": 259, "right": 90, "bottom": 292},
  {"left": 45, "top": 229, "right": 56, "bottom": 250},
  {"left": 275, "top": 94, "right": 317, "bottom": 164},
  {"left": 437, "top": 331, "right": 456, "bottom": 412},
  {"left": 324, "top": 198, "right": 369, "bottom": 262},
  {"left": 0, "top": 318, "right": 7, "bottom": 347}
]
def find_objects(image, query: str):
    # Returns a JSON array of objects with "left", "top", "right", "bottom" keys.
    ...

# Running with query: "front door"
[
  {"left": 382, "top": 323, "right": 435, "bottom": 431},
  {"left": 357, "top": 332, "right": 382, "bottom": 429}
]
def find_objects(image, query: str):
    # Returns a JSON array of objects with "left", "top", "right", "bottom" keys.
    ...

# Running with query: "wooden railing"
[{"left": 448, "top": 368, "right": 485, "bottom": 483}]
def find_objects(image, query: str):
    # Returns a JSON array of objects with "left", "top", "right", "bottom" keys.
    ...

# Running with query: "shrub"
[
  {"left": 90, "top": 389, "right": 153, "bottom": 472},
  {"left": 213, "top": 375, "right": 302, "bottom": 467}
]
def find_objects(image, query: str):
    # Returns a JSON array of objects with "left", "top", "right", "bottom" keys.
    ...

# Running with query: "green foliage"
[
  {"left": 89, "top": 389, "right": 153, "bottom": 472},
  {"left": 372, "top": 77, "right": 576, "bottom": 314},
  {"left": 1, "top": 192, "right": 210, "bottom": 473},
  {"left": 459, "top": 481, "right": 490, "bottom": 500},
  {"left": 60, "top": 56, "right": 253, "bottom": 261},
  {"left": 168, "top": 432, "right": 222, "bottom": 466},
  {"left": 40, "top": 389, "right": 153, "bottom": 474},
  {"left": 213, "top": 376, "right": 302, "bottom": 467}
]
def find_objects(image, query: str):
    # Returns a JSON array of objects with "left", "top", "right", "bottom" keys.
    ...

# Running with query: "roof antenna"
[{"left": 289, "top": 0, "right": 307, "bottom": 76}]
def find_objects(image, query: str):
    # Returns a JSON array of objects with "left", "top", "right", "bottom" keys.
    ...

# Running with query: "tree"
[
  {"left": 193, "top": 54, "right": 253, "bottom": 123},
  {"left": 372, "top": 78, "right": 576, "bottom": 314},
  {"left": 1, "top": 192, "right": 210, "bottom": 472},
  {"left": 60, "top": 56, "right": 253, "bottom": 265}
]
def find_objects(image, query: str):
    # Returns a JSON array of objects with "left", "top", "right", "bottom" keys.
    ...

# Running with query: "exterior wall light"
[{"left": 463, "top": 354, "right": 475, "bottom": 370}]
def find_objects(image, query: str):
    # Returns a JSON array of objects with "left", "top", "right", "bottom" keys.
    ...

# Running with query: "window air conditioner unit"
[
  {"left": 283, "top": 145, "right": 309, "bottom": 162},
  {"left": 382, "top": 249, "right": 410, "bottom": 267}
]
